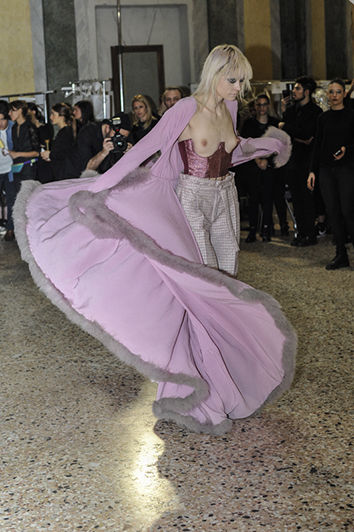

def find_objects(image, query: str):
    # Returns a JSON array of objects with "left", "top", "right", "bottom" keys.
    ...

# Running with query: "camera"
[{"left": 109, "top": 116, "right": 128, "bottom": 154}]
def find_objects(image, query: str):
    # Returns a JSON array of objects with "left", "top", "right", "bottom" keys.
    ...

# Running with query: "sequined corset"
[{"left": 178, "top": 138, "right": 233, "bottom": 179}]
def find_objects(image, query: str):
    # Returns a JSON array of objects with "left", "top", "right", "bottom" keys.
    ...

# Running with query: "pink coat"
[{"left": 14, "top": 97, "right": 296, "bottom": 434}]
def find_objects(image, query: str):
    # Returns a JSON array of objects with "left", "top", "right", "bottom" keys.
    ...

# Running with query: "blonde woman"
[
  {"left": 14, "top": 45, "right": 295, "bottom": 434},
  {"left": 131, "top": 94, "right": 159, "bottom": 143}
]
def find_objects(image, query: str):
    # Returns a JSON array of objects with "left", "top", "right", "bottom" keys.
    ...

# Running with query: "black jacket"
[{"left": 282, "top": 100, "right": 322, "bottom": 170}]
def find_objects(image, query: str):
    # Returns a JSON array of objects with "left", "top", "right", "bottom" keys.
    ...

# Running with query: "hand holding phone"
[{"left": 333, "top": 146, "right": 346, "bottom": 160}]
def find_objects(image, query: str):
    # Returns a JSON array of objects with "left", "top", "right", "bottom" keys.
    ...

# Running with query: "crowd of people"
[
  {"left": 1, "top": 71, "right": 354, "bottom": 271},
  {"left": 236, "top": 75, "right": 354, "bottom": 270},
  {"left": 0, "top": 86, "right": 183, "bottom": 242}
]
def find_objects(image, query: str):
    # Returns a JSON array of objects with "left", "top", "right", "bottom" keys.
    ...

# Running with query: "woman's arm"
[{"left": 8, "top": 150, "right": 39, "bottom": 159}]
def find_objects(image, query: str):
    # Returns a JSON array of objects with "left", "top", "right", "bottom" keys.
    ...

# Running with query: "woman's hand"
[
  {"left": 40, "top": 150, "right": 51, "bottom": 161},
  {"left": 295, "top": 136, "right": 314, "bottom": 146},
  {"left": 124, "top": 142, "right": 133, "bottom": 154},
  {"left": 307, "top": 172, "right": 316, "bottom": 191},
  {"left": 334, "top": 146, "right": 346, "bottom": 160},
  {"left": 8, "top": 150, "right": 17, "bottom": 160}
]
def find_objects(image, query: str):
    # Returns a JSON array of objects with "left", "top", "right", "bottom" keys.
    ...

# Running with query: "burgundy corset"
[{"left": 178, "top": 138, "right": 233, "bottom": 179}]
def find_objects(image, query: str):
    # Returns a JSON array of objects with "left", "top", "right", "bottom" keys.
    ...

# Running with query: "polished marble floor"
[{"left": 1, "top": 229, "right": 353, "bottom": 532}]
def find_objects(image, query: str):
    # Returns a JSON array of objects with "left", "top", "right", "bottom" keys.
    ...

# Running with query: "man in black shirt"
[
  {"left": 69, "top": 113, "right": 133, "bottom": 177},
  {"left": 278, "top": 76, "right": 322, "bottom": 246}
]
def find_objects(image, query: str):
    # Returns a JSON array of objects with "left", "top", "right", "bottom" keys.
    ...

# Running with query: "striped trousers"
[{"left": 176, "top": 172, "right": 240, "bottom": 276}]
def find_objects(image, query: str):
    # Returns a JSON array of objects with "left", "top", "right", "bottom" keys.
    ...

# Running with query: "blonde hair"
[
  {"left": 132, "top": 94, "right": 154, "bottom": 130},
  {"left": 193, "top": 44, "right": 253, "bottom": 108}
]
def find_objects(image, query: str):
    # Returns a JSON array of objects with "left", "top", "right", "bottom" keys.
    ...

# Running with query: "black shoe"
[
  {"left": 315, "top": 222, "right": 326, "bottom": 237},
  {"left": 280, "top": 223, "right": 289, "bottom": 236},
  {"left": 4, "top": 230, "right": 15, "bottom": 242},
  {"left": 262, "top": 229, "right": 271, "bottom": 242},
  {"left": 325, "top": 254, "right": 350, "bottom": 270},
  {"left": 290, "top": 236, "right": 301, "bottom": 247},
  {"left": 245, "top": 230, "right": 257, "bottom": 243},
  {"left": 298, "top": 236, "right": 317, "bottom": 247}
]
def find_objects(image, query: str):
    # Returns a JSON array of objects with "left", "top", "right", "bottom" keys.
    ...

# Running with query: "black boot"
[
  {"left": 262, "top": 227, "right": 271, "bottom": 242},
  {"left": 325, "top": 253, "right": 350, "bottom": 270},
  {"left": 280, "top": 222, "right": 289, "bottom": 236},
  {"left": 245, "top": 228, "right": 257, "bottom": 243}
]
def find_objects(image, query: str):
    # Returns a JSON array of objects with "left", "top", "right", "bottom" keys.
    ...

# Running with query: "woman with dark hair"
[
  {"left": 308, "top": 78, "right": 354, "bottom": 270},
  {"left": 40, "top": 103, "right": 76, "bottom": 182},
  {"left": 14, "top": 45, "right": 295, "bottom": 434},
  {"left": 27, "top": 102, "right": 54, "bottom": 148},
  {"left": 7, "top": 100, "right": 39, "bottom": 240},
  {"left": 131, "top": 94, "right": 159, "bottom": 143},
  {"left": 27, "top": 102, "right": 54, "bottom": 184},
  {"left": 73, "top": 100, "right": 95, "bottom": 133}
]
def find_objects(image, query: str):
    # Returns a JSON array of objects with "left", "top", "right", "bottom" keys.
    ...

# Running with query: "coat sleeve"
[
  {"left": 233, "top": 128, "right": 292, "bottom": 168},
  {"left": 225, "top": 100, "right": 292, "bottom": 169}
]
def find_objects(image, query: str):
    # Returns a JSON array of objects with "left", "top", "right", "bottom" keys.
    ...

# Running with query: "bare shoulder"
[{"left": 177, "top": 97, "right": 201, "bottom": 141}]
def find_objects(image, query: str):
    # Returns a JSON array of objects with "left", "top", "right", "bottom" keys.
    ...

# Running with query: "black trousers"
[
  {"left": 247, "top": 165, "right": 287, "bottom": 230},
  {"left": 319, "top": 164, "right": 354, "bottom": 254},
  {"left": 286, "top": 167, "right": 316, "bottom": 239},
  {"left": 0, "top": 173, "right": 17, "bottom": 231},
  {"left": 13, "top": 162, "right": 37, "bottom": 193}
]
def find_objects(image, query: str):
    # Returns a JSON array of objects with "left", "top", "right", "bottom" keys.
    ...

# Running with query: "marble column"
[
  {"left": 279, "top": 0, "right": 308, "bottom": 79},
  {"left": 325, "top": 0, "right": 351, "bottom": 79},
  {"left": 270, "top": 0, "right": 282, "bottom": 80},
  {"left": 29, "top": 0, "right": 47, "bottom": 93},
  {"left": 207, "top": 0, "right": 240, "bottom": 50},
  {"left": 192, "top": 0, "right": 209, "bottom": 81},
  {"left": 42, "top": 0, "right": 79, "bottom": 107}
]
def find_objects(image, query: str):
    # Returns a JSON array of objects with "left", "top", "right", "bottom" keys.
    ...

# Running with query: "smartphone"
[
  {"left": 282, "top": 90, "right": 290, "bottom": 99},
  {"left": 334, "top": 149, "right": 342, "bottom": 156}
]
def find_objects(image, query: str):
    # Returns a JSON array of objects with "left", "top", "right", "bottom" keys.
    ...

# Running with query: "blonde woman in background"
[{"left": 131, "top": 94, "right": 159, "bottom": 143}]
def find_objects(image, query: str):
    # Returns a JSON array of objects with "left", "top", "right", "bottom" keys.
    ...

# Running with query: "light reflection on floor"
[
  {"left": 2, "top": 237, "right": 354, "bottom": 531},
  {"left": 110, "top": 381, "right": 181, "bottom": 529}
]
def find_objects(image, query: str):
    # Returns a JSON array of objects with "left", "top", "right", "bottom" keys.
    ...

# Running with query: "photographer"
[{"left": 73, "top": 113, "right": 133, "bottom": 176}]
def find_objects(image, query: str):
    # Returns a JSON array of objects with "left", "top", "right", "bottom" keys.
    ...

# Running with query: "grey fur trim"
[
  {"left": 263, "top": 126, "right": 292, "bottom": 168},
  {"left": 80, "top": 169, "right": 99, "bottom": 179},
  {"left": 240, "top": 142, "right": 257, "bottom": 156},
  {"left": 152, "top": 404, "right": 233, "bottom": 435},
  {"left": 14, "top": 170, "right": 297, "bottom": 434}
]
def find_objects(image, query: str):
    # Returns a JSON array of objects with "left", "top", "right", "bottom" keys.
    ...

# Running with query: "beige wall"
[
  {"left": 243, "top": 0, "right": 273, "bottom": 80},
  {"left": 0, "top": 0, "right": 35, "bottom": 96}
]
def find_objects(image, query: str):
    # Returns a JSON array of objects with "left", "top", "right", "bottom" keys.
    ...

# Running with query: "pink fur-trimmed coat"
[{"left": 14, "top": 97, "right": 296, "bottom": 435}]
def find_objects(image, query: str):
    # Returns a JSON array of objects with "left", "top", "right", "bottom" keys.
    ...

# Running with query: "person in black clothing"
[
  {"left": 68, "top": 112, "right": 133, "bottom": 177},
  {"left": 7, "top": 100, "right": 40, "bottom": 241},
  {"left": 131, "top": 94, "right": 159, "bottom": 143},
  {"left": 278, "top": 76, "right": 322, "bottom": 247},
  {"left": 27, "top": 102, "right": 54, "bottom": 149},
  {"left": 40, "top": 103, "right": 76, "bottom": 182},
  {"left": 308, "top": 78, "right": 354, "bottom": 270},
  {"left": 27, "top": 102, "right": 54, "bottom": 184},
  {"left": 240, "top": 93, "right": 288, "bottom": 242},
  {"left": 73, "top": 100, "right": 95, "bottom": 135}
]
